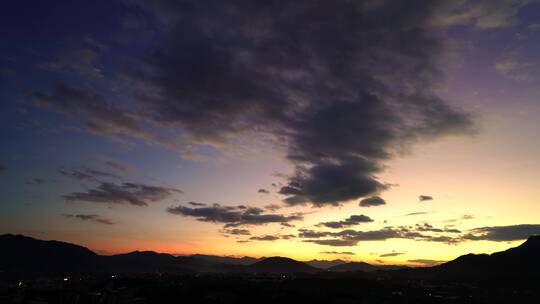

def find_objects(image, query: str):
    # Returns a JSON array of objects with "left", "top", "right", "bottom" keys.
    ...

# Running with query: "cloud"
[
  {"left": 419, "top": 195, "right": 433, "bottom": 202},
  {"left": 298, "top": 225, "right": 463, "bottom": 247},
  {"left": 0, "top": 164, "right": 6, "bottom": 172},
  {"left": 103, "top": 160, "right": 132, "bottom": 172},
  {"left": 26, "top": 178, "right": 55, "bottom": 185},
  {"left": 39, "top": 48, "right": 104, "bottom": 79},
  {"left": 495, "top": 53, "right": 536, "bottom": 82},
  {"left": 405, "top": 212, "right": 431, "bottom": 216},
  {"left": 463, "top": 224, "right": 540, "bottom": 241},
  {"left": 113, "top": 0, "right": 474, "bottom": 207},
  {"left": 320, "top": 251, "right": 355, "bottom": 255},
  {"left": 408, "top": 259, "right": 445, "bottom": 266},
  {"left": 32, "top": 82, "right": 148, "bottom": 142},
  {"left": 167, "top": 203, "right": 303, "bottom": 227},
  {"left": 188, "top": 202, "right": 206, "bottom": 207},
  {"left": 379, "top": 252, "right": 405, "bottom": 257},
  {"left": 221, "top": 228, "right": 251, "bottom": 236},
  {"left": 432, "top": 0, "right": 534, "bottom": 29},
  {"left": 258, "top": 188, "right": 270, "bottom": 194},
  {"left": 250, "top": 235, "right": 280, "bottom": 241},
  {"left": 359, "top": 196, "right": 386, "bottom": 207},
  {"left": 304, "top": 239, "right": 358, "bottom": 247},
  {"left": 264, "top": 204, "right": 281, "bottom": 212},
  {"left": 317, "top": 215, "right": 374, "bottom": 229},
  {"left": 63, "top": 182, "right": 181, "bottom": 206},
  {"left": 62, "top": 213, "right": 114, "bottom": 225}
]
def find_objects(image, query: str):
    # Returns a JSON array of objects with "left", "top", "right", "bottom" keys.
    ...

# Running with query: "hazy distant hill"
[
  {"left": 327, "top": 261, "right": 379, "bottom": 272},
  {"left": 305, "top": 259, "right": 345, "bottom": 269},
  {"left": 247, "top": 257, "right": 319, "bottom": 273},
  {"left": 189, "top": 254, "right": 263, "bottom": 266}
]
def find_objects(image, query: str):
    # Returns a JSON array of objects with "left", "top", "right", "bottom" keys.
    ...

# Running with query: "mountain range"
[{"left": 1, "top": 234, "right": 538, "bottom": 278}]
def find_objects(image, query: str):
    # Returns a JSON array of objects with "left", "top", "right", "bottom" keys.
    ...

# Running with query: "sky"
[{"left": 1, "top": 0, "right": 540, "bottom": 266}]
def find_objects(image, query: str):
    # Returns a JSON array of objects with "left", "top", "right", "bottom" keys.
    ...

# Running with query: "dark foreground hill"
[{"left": 432, "top": 234, "right": 540, "bottom": 278}]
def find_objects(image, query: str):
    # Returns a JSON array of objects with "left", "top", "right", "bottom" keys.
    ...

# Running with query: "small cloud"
[
  {"left": 249, "top": 235, "right": 280, "bottom": 241},
  {"left": 379, "top": 252, "right": 405, "bottom": 257},
  {"left": 188, "top": 202, "right": 206, "bottom": 207},
  {"left": 39, "top": 48, "right": 104, "bottom": 79},
  {"left": 317, "top": 214, "right": 374, "bottom": 229},
  {"left": 222, "top": 228, "right": 251, "bottom": 236},
  {"left": 0, "top": 164, "right": 7, "bottom": 172},
  {"left": 418, "top": 195, "right": 433, "bottom": 202},
  {"left": 62, "top": 213, "right": 114, "bottom": 225},
  {"left": 320, "top": 251, "right": 355, "bottom": 255},
  {"left": 258, "top": 188, "right": 270, "bottom": 194},
  {"left": 58, "top": 167, "right": 120, "bottom": 181},
  {"left": 264, "top": 204, "right": 281, "bottom": 211},
  {"left": 103, "top": 160, "right": 132, "bottom": 172},
  {"left": 405, "top": 212, "right": 430, "bottom": 216},
  {"left": 304, "top": 239, "right": 358, "bottom": 247},
  {"left": 407, "top": 259, "right": 445, "bottom": 266},
  {"left": 495, "top": 54, "right": 536, "bottom": 82},
  {"left": 359, "top": 196, "right": 386, "bottom": 207},
  {"left": 26, "top": 178, "right": 55, "bottom": 185},
  {"left": 64, "top": 182, "right": 181, "bottom": 206}
]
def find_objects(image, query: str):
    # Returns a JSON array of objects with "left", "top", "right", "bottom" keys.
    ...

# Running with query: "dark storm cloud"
[
  {"left": 359, "top": 196, "right": 386, "bottom": 207},
  {"left": 463, "top": 224, "right": 540, "bottom": 241},
  {"left": 63, "top": 182, "right": 181, "bottom": 206},
  {"left": 320, "top": 251, "right": 355, "bottom": 255},
  {"left": 0, "top": 164, "right": 6, "bottom": 172},
  {"left": 166, "top": 204, "right": 303, "bottom": 227},
  {"left": 118, "top": 0, "right": 474, "bottom": 207},
  {"left": 258, "top": 189, "right": 270, "bottom": 194},
  {"left": 317, "top": 215, "right": 374, "bottom": 229},
  {"left": 379, "top": 252, "right": 405, "bottom": 257},
  {"left": 419, "top": 195, "right": 433, "bottom": 202},
  {"left": 62, "top": 213, "right": 114, "bottom": 225}
]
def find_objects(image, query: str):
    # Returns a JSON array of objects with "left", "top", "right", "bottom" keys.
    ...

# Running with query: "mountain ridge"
[{"left": 2, "top": 234, "right": 539, "bottom": 277}]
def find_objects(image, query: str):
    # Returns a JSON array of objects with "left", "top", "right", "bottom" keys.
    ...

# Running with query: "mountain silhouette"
[
  {"left": 0, "top": 234, "right": 99, "bottom": 274},
  {"left": 247, "top": 257, "right": 318, "bottom": 273},
  {"left": 189, "top": 254, "right": 263, "bottom": 265},
  {"left": 327, "top": 261, "right": 379, "bottom": 272},
  {"left": 434, "top": 235, "right": 540, "bottom": 277},
  {"left": 305, "top": 259, "right": 346, "bottom": 269},
  {"left": 2, "top": 234, "right": 539, "bottom": 278}
]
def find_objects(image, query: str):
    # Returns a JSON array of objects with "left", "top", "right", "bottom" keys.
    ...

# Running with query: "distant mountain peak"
[{"left": 248, "top": 256, "right": 318, "bottom": 273}]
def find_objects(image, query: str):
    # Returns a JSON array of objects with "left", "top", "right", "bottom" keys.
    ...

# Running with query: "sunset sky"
[{"left": 1, "top": 0, "right": 540, "bottom": 266}]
